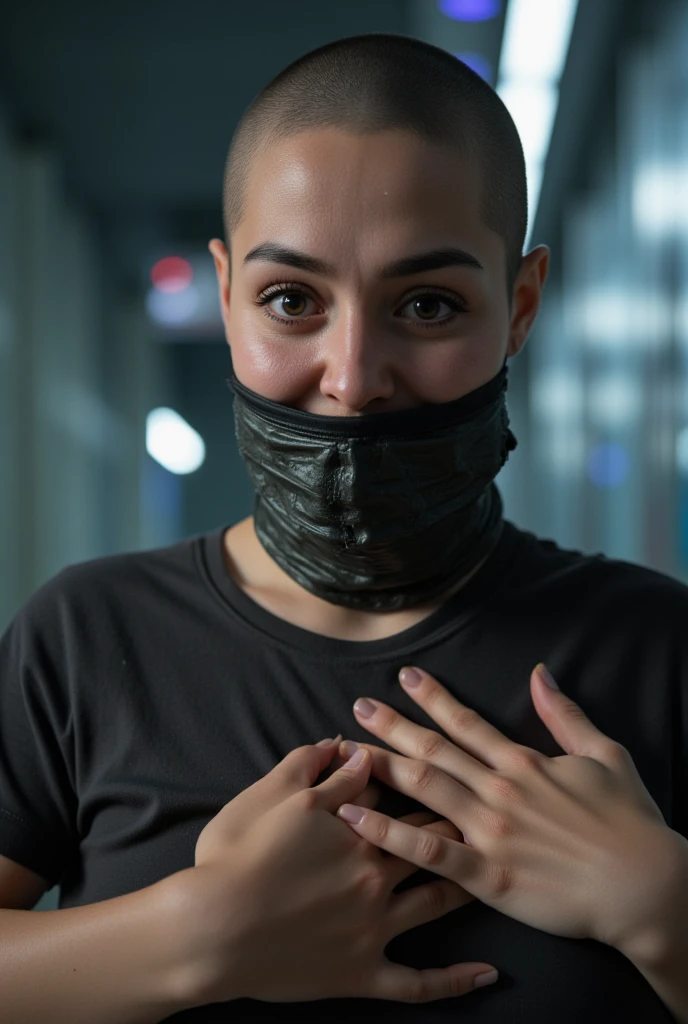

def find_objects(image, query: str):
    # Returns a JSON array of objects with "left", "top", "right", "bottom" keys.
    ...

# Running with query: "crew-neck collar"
[{"left": 197, "top": 518, "right": 528, "bottom": 662}]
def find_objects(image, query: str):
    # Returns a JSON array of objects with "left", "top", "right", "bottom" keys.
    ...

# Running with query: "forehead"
[{"left": 236, "top": 128, "right": 499, "bottom": 268}]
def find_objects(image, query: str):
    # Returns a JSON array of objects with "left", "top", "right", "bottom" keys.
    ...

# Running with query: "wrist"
[
  {"left": 614, "top": 829, "right": 688, "bottom": 969},
  {"left": 160, "top": 866, "right": 246, "bottom": 1008}
]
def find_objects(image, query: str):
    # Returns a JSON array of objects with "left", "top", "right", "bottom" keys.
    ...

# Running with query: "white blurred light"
[
  {"left": 588, "top": 375, "right": 642, "bottom": 430},
  {"left": 677, "top": 427, "right": 688, "bottom": 475},
  {"left": 541, "top": 427, "right": 586, "bottom": 473},
  {"left": 146, "top": 283, "right": 200, "bottom": 325},
  {"left": 574, "top": 287, "right": 671, "bottom": 351},
  {"left": 499, "top": 0, "right": 577, "bottom": 82},
  {"left": 526, "top": 163, "right": 544, "bottom": 223},
  {"left": 532, "top": 368, "right": 583, "bottom": 420},
  {"left": 633, "top": 165, "right": 688, "bottom": 237},
  {"left": 497, "top": 0, "right": 579, "bottom": 246},
  {"left": 497, "top": 82, "right": 558, "bottom": 165},
  {"left": 146, "top": 407, "right": 206, "bottom": 474},
  {"left": 675, "top": 295, "right": 688, "bottom": 348}
]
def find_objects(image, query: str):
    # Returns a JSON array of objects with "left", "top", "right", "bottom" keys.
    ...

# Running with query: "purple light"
[
  {"left": 586, "top": 443, "right": 630, "bottom": 489},
  {"left": 438, "top": 0, "right": 501, "bottom": 22},
  {"left": 453, "top": 51, "right": 494, "bottom": 84}
]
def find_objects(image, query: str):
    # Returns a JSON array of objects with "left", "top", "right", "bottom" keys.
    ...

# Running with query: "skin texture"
[
  {"left": 209, "top": 127, "right": 549, "bottom": 641},
  {"left": 336, "top": 664, "right": 688, "bottom": 1020},
  {"left": 199, "top": 129, "right": 688, "bottom": 1019}
]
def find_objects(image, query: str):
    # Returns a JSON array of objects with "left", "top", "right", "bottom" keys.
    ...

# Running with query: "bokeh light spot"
[
  {"left": 438, "top": 0, "right": 501, "bottom": 20},
  {"left": 586, "top": 442, "right": 630, "bottom": 489},
  {"left": 151, "top": 257, "right": 193, "bottom": 294}
]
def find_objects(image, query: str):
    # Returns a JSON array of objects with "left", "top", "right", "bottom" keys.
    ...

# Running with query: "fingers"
[
  {"left": 368, "top": 957, "right": 498, "bottom": 1003},
  {"left": 383, "top": 876, "right": 474, "bottom": 945},
  {"left": 273, "top": 737, "right": 344, "bottom": 795},
  {"left": 309, "top": 745, "right": 374, "bottom": 813},
  {"left": 351, "top": 781, "right": 382, "bottom": 811},
  {"left": 383, "top": 815, "right": 465, "bottom": 890}
]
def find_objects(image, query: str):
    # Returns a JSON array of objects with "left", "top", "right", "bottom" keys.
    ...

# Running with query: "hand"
[
  {"left": 183, "top": 737, "right": 498, "bottom": 1007},
  {"left": 336, "top": 663, "right": 675, "bottom": 953}
]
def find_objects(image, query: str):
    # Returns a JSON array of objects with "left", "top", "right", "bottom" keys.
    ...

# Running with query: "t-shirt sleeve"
[
  {"left": 678, "top": 653, "right": 688, "bottom": 842},
  {"left": 0, "top": 584, "right": 79, "bottom": 889}
]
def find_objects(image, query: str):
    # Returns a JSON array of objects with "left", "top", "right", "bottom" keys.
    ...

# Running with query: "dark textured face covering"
[{"left": 227, "top": 362, "right": 517, "bottom": 612}]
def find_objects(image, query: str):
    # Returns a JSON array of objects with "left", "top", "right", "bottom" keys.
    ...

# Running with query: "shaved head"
[{"left": 222, "top": 33, "right": 528, "bottom": 294}]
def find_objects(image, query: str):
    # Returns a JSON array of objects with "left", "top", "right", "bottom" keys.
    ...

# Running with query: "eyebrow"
[{"left": 242, "top": 242, "right": 484, "bottom": 278}]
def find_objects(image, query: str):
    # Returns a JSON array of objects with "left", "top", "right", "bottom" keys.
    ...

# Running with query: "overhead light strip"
[{"left": 497, "top": 0, "right": 579, "bottom": 246}]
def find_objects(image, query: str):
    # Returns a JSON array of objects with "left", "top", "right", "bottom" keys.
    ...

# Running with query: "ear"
[
  {"left": 208, "top": 238, "right": 231, "bottom": 341},
  {"left": 506, "top": 244, "right": 550, "bottom": 357}
]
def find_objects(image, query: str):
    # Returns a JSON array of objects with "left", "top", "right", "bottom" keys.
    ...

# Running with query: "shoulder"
[
  {"left": 4, "top": 530, "right": 222, "bottom": 642},
  {"left": 508, "top": 523, "right": 688, "bottom": 623}
]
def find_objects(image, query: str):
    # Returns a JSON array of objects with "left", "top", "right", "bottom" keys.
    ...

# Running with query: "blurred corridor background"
[{"left": 2, "top": 0, "right": 688, "bottom": 637}]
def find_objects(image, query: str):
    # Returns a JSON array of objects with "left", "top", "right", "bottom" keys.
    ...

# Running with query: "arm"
[
  {"left": 617, "top": 831, "right": 688, "bottom": 1024},
  {"left": 0, "top": 872, "right": 206, "bottom": 1024}
]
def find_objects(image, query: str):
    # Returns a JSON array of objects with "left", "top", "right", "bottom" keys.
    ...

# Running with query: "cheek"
[
  {"left": 403, "top": 320, "right": 508, "bottom": 402},
  {"left": 228, "top": 306, "right": 319, "bottom": 401}
]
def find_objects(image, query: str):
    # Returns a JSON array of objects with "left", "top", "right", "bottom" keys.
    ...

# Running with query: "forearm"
[
  {"left": 0, "top": 873, "right": 200, "bottom": 1024},
  {"left": 618, "top": 831, "right": 688, "bottom": 1024}
]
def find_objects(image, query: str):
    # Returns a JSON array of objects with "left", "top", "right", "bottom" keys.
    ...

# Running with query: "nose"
[{"left": 317, "top": 318, "right": 396, "bottom": 414}]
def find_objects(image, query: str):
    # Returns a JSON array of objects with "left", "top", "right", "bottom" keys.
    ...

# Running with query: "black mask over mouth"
[{"left": 227, "top": 361, "right": 517, "bottom": 612}]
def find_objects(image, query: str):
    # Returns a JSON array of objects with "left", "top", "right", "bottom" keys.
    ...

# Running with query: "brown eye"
[
  {"left": 277, "top": 292, "right": 307, "bottom": 316},
  {"left": 413, "top": 296, "right": 443, "bottom": 320},
  {"left": 398, "top": 292, "right": 464, "bottom": 326}
]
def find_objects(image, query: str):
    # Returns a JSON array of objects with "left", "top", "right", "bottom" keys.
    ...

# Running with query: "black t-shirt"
[{"left": 1, "top": 519, "right": 687, "bottom": 1022}]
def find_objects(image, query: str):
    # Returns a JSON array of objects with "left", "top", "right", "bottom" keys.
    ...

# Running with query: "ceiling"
[
  {"left": 0, "top": 0, "right": 633, "bottom": 295},
  {"left": 0, "top": 0, "right": 505, "bottom": 280}
]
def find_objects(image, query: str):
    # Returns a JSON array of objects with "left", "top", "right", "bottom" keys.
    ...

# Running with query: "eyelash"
[{"left": 253, "top": 280, "right": 467, "bottom": 329}]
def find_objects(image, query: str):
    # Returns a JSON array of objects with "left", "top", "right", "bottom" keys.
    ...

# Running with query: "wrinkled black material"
[{"left": 227, "top": 364, "right": 517, "bottom": 611}]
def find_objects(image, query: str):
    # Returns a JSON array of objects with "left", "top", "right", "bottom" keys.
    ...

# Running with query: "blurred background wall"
[{"left": 1, "top": 0, "right": 687, "bottom": 905}]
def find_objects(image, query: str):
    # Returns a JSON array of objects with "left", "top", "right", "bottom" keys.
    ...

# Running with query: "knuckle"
[
  {"left": 447, "top": 705, "right": 482, "bottom": 734},
  {"left": 506, "top": 745, "right": 542, "bottom": 774},
  {"left": 481, "top": 806, "right": 519, "bottom": 839},
  {"left": 296, "top": 788, "right": 319, "bottom": 813},
  {"left": 605, "top": 739, "right": 631, "bottom": 766},
  {"left": 370, "top": 812, "right": 391, "bottom": 846},
  {"left": 408, "top": 760, "right": 438, "bottom": 793},
  {"left": 423, "top": 880, "right": 450, "bottom": 916},
  {"left": 404, "top": 977, "right": 428, "bottom": 1003},
  {"left": 376, "top": 713, "right": 397, "bottom": 740},
  {"left": 485, "top": 859, "right": 514, "bottom": 898},
  {"left": 563, "top": 702, "right": 590, "bottom": 724},
  {"left": 356, "top": 868, "right": 387, "bottom": 904},
  {"left": 416, "top": 731, "right": 446, "bottom": 760},
  {"left": 417, "top": 829, "right": 445, "bottom": 867},
  {"left": 489, "top": 774, "right": 527, "bottom": 807}
]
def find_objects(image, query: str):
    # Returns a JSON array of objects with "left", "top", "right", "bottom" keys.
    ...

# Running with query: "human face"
[{"left": 210, "top": 128, "right": 548, "bottom": 416}]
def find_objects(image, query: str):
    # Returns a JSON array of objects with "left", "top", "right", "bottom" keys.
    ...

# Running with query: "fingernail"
[
  {"left": 474, "top": 969, "right": 499, "bottom": 989},
  {"left": 338, "top": 803, "right": 364, "bottom": 824},
  {"left": 399, "top": 666, "right": 423, "bottom": 687},
  {"left": 537, "top": 664, "right": 559, "bottom": 690},
  {"left": 345, "top": 748, "right": 367, "bottom": 769},
  {"left": 340, "top": 739, "right": 359, "bottom": 759},
  {"left": 353, "top": 698, "right": 377, "bottom": 718},
  {"left": 316, "top": 733, "right": 342, "bottom": 747}
]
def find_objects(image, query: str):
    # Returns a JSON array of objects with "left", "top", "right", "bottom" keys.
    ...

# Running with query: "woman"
[{"left": 0, "top": 33, "right": 686, "bottom": 1023}]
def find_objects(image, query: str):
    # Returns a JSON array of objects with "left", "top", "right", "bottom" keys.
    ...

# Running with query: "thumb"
[
  {"left": 310, "top": 743, "right": 374, "bottom": 814},
  {"left": 266, "top": 734, "right": 344, "bottom": 801},
  {"left": 530, "top": 664, "right": 608, "bottom": 759}
]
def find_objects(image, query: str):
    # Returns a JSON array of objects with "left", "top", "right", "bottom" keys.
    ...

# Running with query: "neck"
[{"left": 223, "top": 516, "right": 498, "bottom": 642}]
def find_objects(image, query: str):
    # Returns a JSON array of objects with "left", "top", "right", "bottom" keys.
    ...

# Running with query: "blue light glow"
[
  {"left": 438, "top": 0, "right": 501, "bottom": 21},
  {"left": 453, "top": 51, "right": 494, "bottom": 84},
  {"left": 586, "top": 442, "right": 630, "bottom": 489},
  {"left": 146, "top": 283, "right": 200, "bottom": 325}
]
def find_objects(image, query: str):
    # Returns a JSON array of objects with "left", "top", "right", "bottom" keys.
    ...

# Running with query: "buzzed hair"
[{"left": 222, "top": 33, "right": 528, "bottom": 294}]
